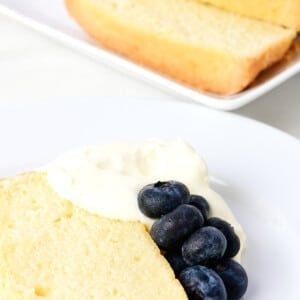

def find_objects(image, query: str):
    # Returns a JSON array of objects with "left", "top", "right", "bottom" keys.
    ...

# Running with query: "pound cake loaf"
[
  {"left": 0, "top": 140, "right": 246, "bottom": 299},
  {"left": 199, "top": 0, "right": 300, "bottom": 31},
  {"left": 65, "top": 0, "right": 296, "bottom": 94}
]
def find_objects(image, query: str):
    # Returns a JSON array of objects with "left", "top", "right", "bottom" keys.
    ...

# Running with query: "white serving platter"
[{"left": 0, "top": 0, "right": 299, "bottom": 111}]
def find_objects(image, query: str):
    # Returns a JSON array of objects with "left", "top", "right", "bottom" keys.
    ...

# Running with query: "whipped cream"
[{"left": 44, "top": 139, "right": 245, "bottom": 260}]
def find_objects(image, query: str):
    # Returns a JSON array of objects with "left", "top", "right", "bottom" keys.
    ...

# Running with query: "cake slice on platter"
[
  {"left": 65, "top": 0, "right": 296, "bottom": 94},
  {"left": 0, "top": 139, "right": 246, "bottom": 299}
]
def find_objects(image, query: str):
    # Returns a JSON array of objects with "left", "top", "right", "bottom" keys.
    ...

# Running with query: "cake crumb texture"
[{"left": 0, "top": 172, "right": 187, "bottom": 299}]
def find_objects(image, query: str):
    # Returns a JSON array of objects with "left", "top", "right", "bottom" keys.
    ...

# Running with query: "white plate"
[
  {"left": 0, "top": 0, "right": 300, "bottom": 111},
  {"left": 0, "top": 97, "right": 300, "bottom": 299}
]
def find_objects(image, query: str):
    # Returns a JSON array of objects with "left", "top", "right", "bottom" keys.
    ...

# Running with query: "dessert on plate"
[
  {"left": 0, "top": 139, "right": 247, "bottom": 299},
  {"left": 65, "top": 0, "right": 296, "bottom": 94}
]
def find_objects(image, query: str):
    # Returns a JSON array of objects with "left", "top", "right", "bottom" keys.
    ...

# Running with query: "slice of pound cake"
[
  {"left": 0, "top": 173, "right": 187, "bottom": 299},
  {"left": 0, "top": 139, "right": 247, "bottom": 299},
  {"left": 65, "top": 0, "right": 296, "bottom": 94}
]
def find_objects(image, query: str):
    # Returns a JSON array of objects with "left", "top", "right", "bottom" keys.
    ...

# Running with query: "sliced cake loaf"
[
  {"left": 65, "top": 0, "right": 296, "bottom": 94},
  {"left": 199, "top": 0, "right": 300, "bottom": 31},
  {"left": 0, "top": 172, "right": 187, "bottom": 299}
]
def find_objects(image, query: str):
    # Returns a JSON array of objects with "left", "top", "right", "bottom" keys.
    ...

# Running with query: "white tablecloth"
[{"left": 0, "top": 13, "right": 299, "bottom": 139}]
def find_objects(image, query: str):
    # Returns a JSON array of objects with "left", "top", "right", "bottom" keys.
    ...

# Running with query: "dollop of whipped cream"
[{"left": 44, "top": 139, "right": 245, "bottom": 260}]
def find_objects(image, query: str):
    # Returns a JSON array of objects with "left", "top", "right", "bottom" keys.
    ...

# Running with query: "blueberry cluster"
[{"left": 138, "top": 180, "right": 248, "bottom": 300}]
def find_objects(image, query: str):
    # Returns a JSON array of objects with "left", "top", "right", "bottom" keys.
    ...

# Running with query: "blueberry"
[
  {"left": 179, "top": 265, "right": 227, "bottom": 300},
  {"left": 210, "top": 259, "right": 248, "bottom": 300},
  {"left": 182, "top": 226, "right": 227, "bottom": 265},
  {"left": 150, "top": 204, "right": 204, "bottom": 250},
  {"left": 188, "top": 195, "right": 210, "bottom": 220},
  {"left": 165, "top": 248, "right": 188, "bottom": 276},
  {"left": 206, "top": 217, "right": 240, "bottom": 258},
  {"left": 138, "top": 181, "right": 190, "bottom": 218}
]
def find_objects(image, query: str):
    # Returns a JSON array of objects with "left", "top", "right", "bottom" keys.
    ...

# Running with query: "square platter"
[{"left": 0, "top": 0, "right": 299, "bottom": 110}]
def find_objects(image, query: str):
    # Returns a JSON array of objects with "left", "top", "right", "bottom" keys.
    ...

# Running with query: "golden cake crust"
[{"left": 199, "top": 0, "right": 300, "bottom": 31}]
